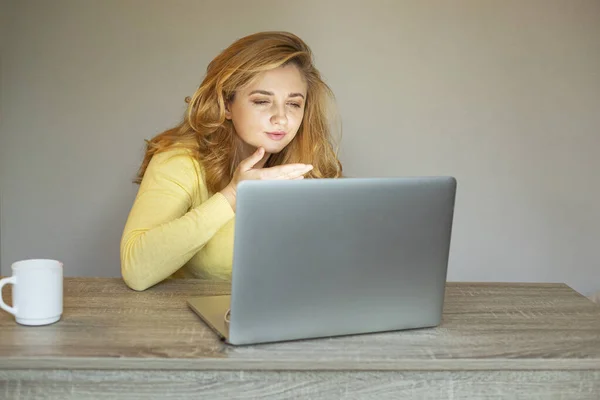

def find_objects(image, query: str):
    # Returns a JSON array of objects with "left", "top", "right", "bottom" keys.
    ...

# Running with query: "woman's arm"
[{"left": 120, "top": 149, "right": 234, "bottom": 291}]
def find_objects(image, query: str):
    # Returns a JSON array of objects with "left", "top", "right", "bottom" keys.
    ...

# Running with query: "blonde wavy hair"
[{"left": 135, "top": 31, "right": 343, "bottom": 193}]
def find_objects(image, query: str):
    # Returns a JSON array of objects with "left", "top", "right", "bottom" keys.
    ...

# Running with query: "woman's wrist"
[{"left": 220, "top": 184, "right": 237, "bottom": 211}]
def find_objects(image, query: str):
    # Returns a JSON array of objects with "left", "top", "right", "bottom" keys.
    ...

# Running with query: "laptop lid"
[{"left": 227, "top": 177, "right": 456, "bottom": 345}]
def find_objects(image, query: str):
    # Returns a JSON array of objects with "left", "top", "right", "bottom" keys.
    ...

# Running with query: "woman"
[{"left": 120, "top": 31, "right": 343, "bottom": 291}]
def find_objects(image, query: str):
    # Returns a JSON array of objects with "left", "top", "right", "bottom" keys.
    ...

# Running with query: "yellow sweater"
[{"left": 120, "top": 148, "right": 235, "bottom": 291}]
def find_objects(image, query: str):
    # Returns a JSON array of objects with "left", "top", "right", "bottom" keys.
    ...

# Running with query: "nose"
[{"left": 270, "top": 103, "right": 288, "bottom": 127}]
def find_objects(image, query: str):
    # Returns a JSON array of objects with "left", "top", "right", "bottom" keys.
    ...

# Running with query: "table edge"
[{"left": 1, "top": 357, "right": 599, "bottom": 371}]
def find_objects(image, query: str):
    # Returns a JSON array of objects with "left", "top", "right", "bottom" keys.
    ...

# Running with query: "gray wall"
[
  {"left": 1, "top": 0, "right": 599, "bottom": 295},
  {"left": 1, "top": 0, "right": 16, "bottom": 270}
]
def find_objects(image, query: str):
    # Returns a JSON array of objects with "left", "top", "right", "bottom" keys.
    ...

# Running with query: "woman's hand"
[{"left": 220, "top": 147, "right": 313, "bottom": 211}]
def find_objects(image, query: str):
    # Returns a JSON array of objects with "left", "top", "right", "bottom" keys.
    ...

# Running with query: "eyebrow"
[{"left": 248, "top": 90, "right": 305, "bottom": 99}]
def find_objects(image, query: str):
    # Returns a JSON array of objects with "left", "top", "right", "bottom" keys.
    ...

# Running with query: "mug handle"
[{"left": 0, "top": 276, "right": 17, "bottom": 316}]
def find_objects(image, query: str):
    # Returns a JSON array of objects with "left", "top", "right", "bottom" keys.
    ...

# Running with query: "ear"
[{"left": 224, "top": 97, "right": 233, "bottom": 120}]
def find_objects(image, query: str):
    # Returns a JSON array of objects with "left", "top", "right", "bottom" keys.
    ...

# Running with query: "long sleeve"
[{"left": 120, "top": 149, "right": 235, "bottom": 291}]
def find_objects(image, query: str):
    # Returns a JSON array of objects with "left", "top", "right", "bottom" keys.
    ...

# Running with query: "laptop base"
[{"left": 187, "top": 295, "right": 231, "bottom": 342}]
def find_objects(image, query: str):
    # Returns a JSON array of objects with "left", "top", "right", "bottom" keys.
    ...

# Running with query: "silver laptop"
[{"left": 187, "top": 176, "right": 456, "bottom": 345}]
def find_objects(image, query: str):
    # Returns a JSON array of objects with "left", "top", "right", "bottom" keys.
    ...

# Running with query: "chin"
[
  {"left": 261, "top": 142, "right": 289, "bottom": 154},
  {"left": 244, "top": 135, "right": 293, "bottom": 154},
  {"left": 265, "top": 146, "right": 285, "bottom": 154}
]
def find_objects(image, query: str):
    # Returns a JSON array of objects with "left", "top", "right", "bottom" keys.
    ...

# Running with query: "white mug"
[{"left": 0, "top": 259, "right": 63, "bottom": 326}]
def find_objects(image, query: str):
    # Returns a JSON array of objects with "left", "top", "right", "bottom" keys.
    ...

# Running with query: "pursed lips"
[{"left": 266, "top": 131, "right": 286, "bottom": 141}]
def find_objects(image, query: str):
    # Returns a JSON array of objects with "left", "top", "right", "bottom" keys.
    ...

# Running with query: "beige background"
[{"left": 1, "top": 0, "right": 599, "bottom": 295}]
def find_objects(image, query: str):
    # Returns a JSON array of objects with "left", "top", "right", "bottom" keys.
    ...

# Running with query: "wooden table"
[{"left": 0, "top": 278, "right": 599, "bottom": 399}]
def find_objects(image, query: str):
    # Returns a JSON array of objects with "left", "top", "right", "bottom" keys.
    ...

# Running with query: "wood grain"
[
  {"left": 0, "top": 278, "right": 599, "bottom": 372},
  {"left": 1, "top": 370, "right": 599, "bottom": 400}
]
